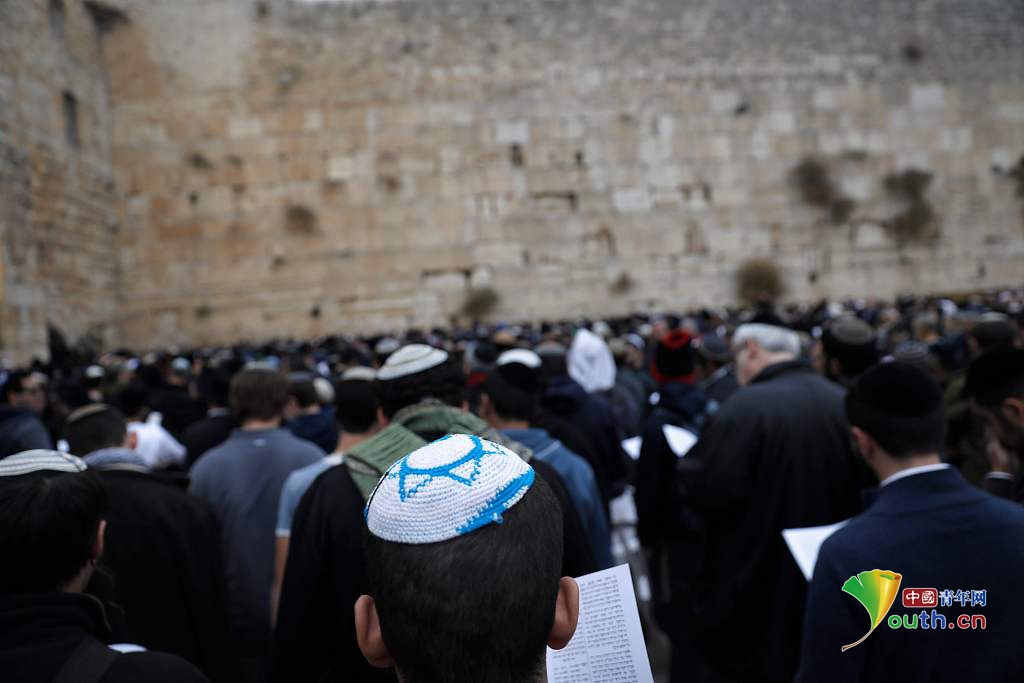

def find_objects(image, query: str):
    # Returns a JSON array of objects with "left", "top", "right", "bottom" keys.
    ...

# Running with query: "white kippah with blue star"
[{"left": 365, "top": 434, "right": 535, "bottom": 544}]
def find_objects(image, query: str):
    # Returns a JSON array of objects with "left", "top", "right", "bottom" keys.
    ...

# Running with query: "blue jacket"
[
  {"left": 503, "top": 427, "right": 614, "bottom": 569},
  {"left": 797, "top": 467, "right": 1024, "bottom": 682},
  {"left": 0, "top": 406, "right": 52, "bottom": 459}
]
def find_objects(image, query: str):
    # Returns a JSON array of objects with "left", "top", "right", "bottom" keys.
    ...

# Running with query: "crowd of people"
[{"left": 1, "top": 287, "right": 1024, "bottom": 682}]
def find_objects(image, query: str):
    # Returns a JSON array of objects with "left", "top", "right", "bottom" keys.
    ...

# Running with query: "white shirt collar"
[{"left": 879, "top": 463, "right": 951, "bottom": 488}]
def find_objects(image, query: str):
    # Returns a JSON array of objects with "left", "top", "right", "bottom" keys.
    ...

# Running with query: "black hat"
[
  {"left": 822, "top": 315, "right": 878, "bottom": 375},
  {"left": 652, "top": 330, "right": 696, "bottom": 383},
  {"left": 845, "top": 361, "right": 945, "bottom": 457},
  {"left": 970, "top": 315, "right": 1017, "bottom": 351},
  {"left": 964, "top": 346, "right": 1024, "bottom": 407}
]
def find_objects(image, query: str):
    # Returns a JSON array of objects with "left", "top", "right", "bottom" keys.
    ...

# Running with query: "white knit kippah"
[
  {"left": 365, "top": 434, "right": 535, "bottom": 544},
  {"left": 497, "top": 348, "right": 542, "bottom": 368},
  {"left": 376, "top": 344, "right": 449, "bottom": 381},
  {"left": 0, "top": 450, "right": 88, "bottom": 477}
]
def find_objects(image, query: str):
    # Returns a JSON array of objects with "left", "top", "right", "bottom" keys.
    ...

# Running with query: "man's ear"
[
  {"left": 93, "top": 519, "right": 107, "bottom": 562},
  {"left": 478, "top": 394, "right": 493, "bottom": 419},
  {"left": 547, "top": 577, "right": 580, "bottom": 650},
  {"left": 125, "top": 431, "right": 139, "bottom": 451},
  {"left": 851, "top": 426, "right": 876, "bottom": 463},
  {"left": 377, "top": 407, "right": 390, "bottom": 427},
  {"left": 355, "top": 595, "right": 394, "bottom": 669},
  {"left": 1002, "top": 397, "right": 1024, "bottom": 427}
]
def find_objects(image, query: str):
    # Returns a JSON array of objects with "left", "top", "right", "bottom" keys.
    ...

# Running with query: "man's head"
[
  {"left": 479, "top": 350, "right": 544, "bottom": 427},
  {"left": 845, "top": 361, "right": 945, "bottom": 474},
  {"left": 285, "top": 374, "right": 320, "bottom": 420},
  {"left": 64, "top": 404, "right": 135, "bottom": 456},
  {"left": 115, "top": 382, "right": 149, "bottom": 422},
  {"left": 336, "top": 378, "right": 382, "bottom": 435},
  {"left": 968, "top": 314, "right": 1017, "bottom": 357},
  {"left": 376, "top": 345, "right": 464, "bottom": 420},
  {"left": 965, "top": 346, "right": 1024, "bottom": 453},
  {"left": 731, "top": 324, "right": 801, "bottom": 385},
  {"left": 818, "top": 315, "right": 879, "bottom": 385},
  {"left": 693, "top": 333, "right": 731, "bottom": 377},
  {"left": 651, "top": 330, "right": 697, "bottom": 385},
  {"left": 230, "top": 368, "right": 290, "bottom": 426},
  {"left": 0, "top": 451, "right": 107, "bottom": 594},
  {"left": 357, "top": 436, "right": 577, "bottom": 683},
  {"left": 1, "top": 370, "right": 46, "bottom": 414}
]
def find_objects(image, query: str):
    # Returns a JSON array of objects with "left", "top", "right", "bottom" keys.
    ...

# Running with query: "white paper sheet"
[
  {"left": 621, "top": 436, "right": 643, "bottom": 461},
  {"left": 546, "top": 564, "right": 654, "bottom": 683},
  {"left": 662, "top": 424, "right": 697, "bottom": 458},
  {"left": 782, "top": 520, "right": 850, "bottom": 580}
]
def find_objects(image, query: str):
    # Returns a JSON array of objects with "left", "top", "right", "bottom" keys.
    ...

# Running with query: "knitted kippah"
[
  {"left": 365, "top": 434, "right": 535, "bottom": 544},
  {"left": 376, "top": 344, "right": 449, "bottom": 381},
  {"left": 0, "top": 450, "right": 88, "bottom": 477},
  {"left": 497, "top": 349, "right": 542, "bottom": 368},
  {"left": 342, "top": 366, "right": 377, "bottom": 382}
]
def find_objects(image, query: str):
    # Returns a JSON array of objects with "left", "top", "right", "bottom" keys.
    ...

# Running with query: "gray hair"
[{"left": 733, "top": 323, "right": 801, "bottom": 355}]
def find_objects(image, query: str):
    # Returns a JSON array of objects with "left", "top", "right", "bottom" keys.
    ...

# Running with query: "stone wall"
[
  {"left": 6, "top": 0, "right": 1024, "bottom": 353},
  {"left": 0, "top": 0, "right": 121, "bottom": 364}
]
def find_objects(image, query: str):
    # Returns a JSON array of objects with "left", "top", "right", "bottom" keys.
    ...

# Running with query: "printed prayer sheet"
[
  {"left": 546, "top": 563, "right": 654, "bottom": 683},
  {"left": 782, "top": 520, "right": 850, "bottom": 580}
]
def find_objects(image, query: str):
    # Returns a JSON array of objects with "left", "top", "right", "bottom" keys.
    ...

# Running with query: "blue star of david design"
[{"left": 388, "top": 434, "right": 509, "bottom": 502}]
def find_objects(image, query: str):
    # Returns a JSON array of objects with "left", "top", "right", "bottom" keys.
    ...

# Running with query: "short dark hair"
[
  {"left": 365, "top": 475, "right": 563, "bottom": 683},
  {"left": 964, "top": 346, "right": 1024, "bottom": 409},
  {"left": 1, "top": 370, "right": 31, "bottom": 403},
  {"left": 230, "top": 369, "right": 290, "bottom": 423},
  {"left": 846, "top": 361, "right": 945, "bottom": 458},
  {"left": 64, "top": 405, "right": 128, "bottom": 456},
  {"left": 482, "top": 364, "right": 540, "bottom": 422},
  {"left": 377, "top": 361, "right": 465, "bottom": 420},
  {"left": 289, "top": 377, "right": 320, "bottom": 409},
  {"left": 115, "top": 382, "right": 149, "bottom": 420},
  {"left": 335, "top": 379, "right": 379, "bottom": 434},
  {"left": 0, "top": 470, "right": 108, "bottom": 592},
  {"left": 198, "top": 366, "right": 232, "bottom": 408}
]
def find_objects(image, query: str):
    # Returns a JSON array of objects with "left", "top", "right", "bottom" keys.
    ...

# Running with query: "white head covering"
[
  {"left": 568, "top": 328, "right": 617, "bottom": 393},
  {"left": 376, "top": 344, "right": 449, "bottom": 381},
  {"left": 0, "top": 450, "right": 88, "bottom": 478},
  {"left": 497, "top": 349, "right": 542, "bottom": 369},
  {"left": 365, "top": 435, "right": 535, "bottom": 544}
]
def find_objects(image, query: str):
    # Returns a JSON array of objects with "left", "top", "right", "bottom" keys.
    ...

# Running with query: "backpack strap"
[{"left": 53, "top": 637, "right": 118, "bottom": 683}]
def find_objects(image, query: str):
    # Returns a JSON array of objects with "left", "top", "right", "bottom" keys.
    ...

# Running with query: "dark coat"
[
  {"left": 0, "top": 406, "right": 53, "bottom": 459},
  {"left": 273, "top": 458, "right": 594, "bottom": 683},
  {"left": 678, "top": 360, "right": 873, "bottom": 682},
  {"left": 87, "top": 468, "right": 233, "bottom": 681},
  {"left": 636, "top": 381, "right": 715, "bottom": 551},
  {"left": 286, "top": 407, "right": 339, "bottom": 454},
  {"left": 0, "top": 592, "right": 208, "bottom": 683},
  {"left": 182, "top": 413, "right": 235, "bottom": 469},
  {"left": 542, "top": 376, "right": 629, "bottom": 504},
  {"left": 797, "top": 468, "right": 1024, "bottom": 682}
]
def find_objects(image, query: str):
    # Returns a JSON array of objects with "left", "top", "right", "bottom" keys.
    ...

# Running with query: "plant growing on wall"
[
  {"left": 882, "top": 169, "right": 937, "bottom": 243},
  {"left": 790, "top": 157, "right": 857, "bottom": 225},
  {"left": 460, "top": 287, "right": 500, "bottom": 319},
  {"left": 736, "top": 258, "right": 786, "bottom": 305}
]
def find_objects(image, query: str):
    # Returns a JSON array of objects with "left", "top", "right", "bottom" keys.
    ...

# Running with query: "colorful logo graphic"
[{"left": 840, "top": 569, "right": 903, "bottom": 651}]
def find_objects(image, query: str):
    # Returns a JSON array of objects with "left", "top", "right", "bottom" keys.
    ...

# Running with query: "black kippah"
[
  {"left": 964, "top": 346, "right": 1024, "bottom": 406},
  {"left": 845, "top": 361, "right": 945, "bottom": 457}
]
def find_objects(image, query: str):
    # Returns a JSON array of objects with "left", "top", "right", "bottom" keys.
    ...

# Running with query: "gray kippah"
[
  {"left": 828, "top": 315, "right": 875, "bottom": 345},
  {"left": 0, "top": 450, "right": 88, "bottom": 477}
]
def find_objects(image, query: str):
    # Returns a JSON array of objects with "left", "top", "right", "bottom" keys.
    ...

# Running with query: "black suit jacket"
[{"left": 797, "top": 467, "right": 1024, "bottom": 682}]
